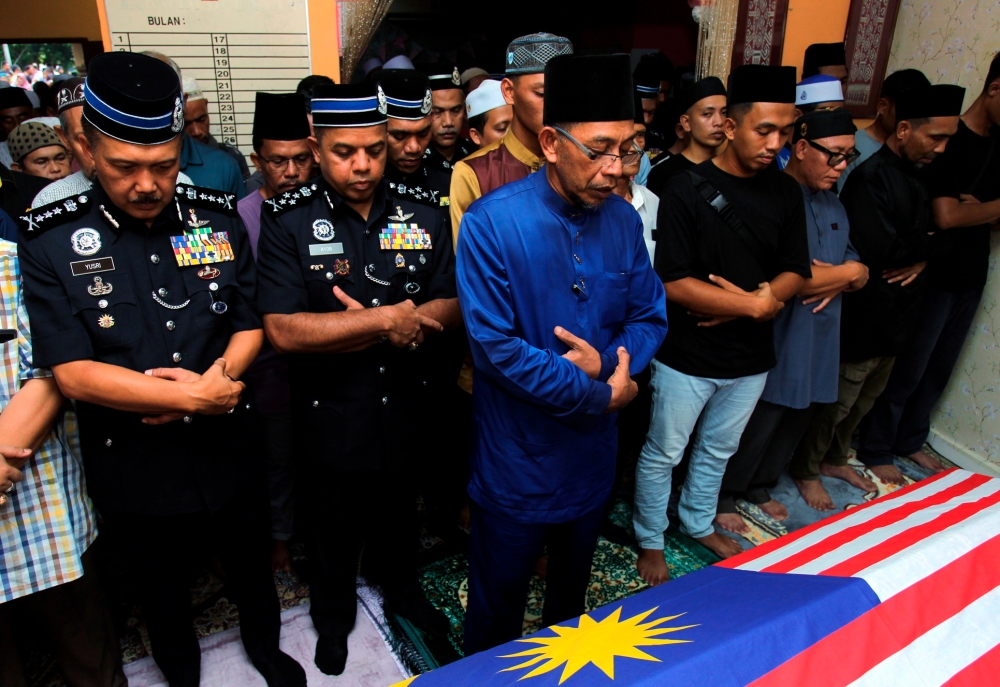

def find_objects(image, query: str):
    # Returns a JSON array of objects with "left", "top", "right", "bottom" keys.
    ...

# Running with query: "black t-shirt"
[
  {"left": 654, "top": 160, "right": 811, "bottom": 378},
  {"left": 648, "top": 153, "right": 696, "bottom": 199},
  {"left": 923, "top": 120, "right": 1000, "bottom": 292}
]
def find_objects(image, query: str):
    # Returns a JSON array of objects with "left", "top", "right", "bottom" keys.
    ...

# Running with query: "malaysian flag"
[{"left": 395, "top": 469, "right": 1000, "bottom": 686}]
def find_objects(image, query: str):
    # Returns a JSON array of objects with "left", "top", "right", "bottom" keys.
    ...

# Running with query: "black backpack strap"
[{"left": 686, "top": 170, "right": 772, "bottom": 275}]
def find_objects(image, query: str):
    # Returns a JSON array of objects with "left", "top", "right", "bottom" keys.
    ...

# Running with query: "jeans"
[
  {"left": 857, "top": 288, "right": 982, "bottom": 466},
  {"left": 633, "top": 360, "right": 767, "bottom": 544},
  {"left": 464, "top": 502, "right": 604, "bottom": 655}
]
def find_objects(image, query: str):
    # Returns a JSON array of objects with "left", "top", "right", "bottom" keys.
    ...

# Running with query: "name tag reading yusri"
[
  {"left": 70, "top": 257, "right": 115, "bottom": 276},
  {"left": 309, "top": 243, "right": 344, "bottom": 256}
]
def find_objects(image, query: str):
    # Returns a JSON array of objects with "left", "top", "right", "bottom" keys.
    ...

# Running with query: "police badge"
[
  {"left": 312, "top": 219, "right": 336, "bottom": 242},
  {"left": 421, "top": 89, "right": 432, "bottom": 115},
  {"left": 70, "top": 227, "right": 102, "bottom": 256},
  {"left": 451, "top": 66, "right": 461, "bottom": 86},
  {"left": 377, "top": 85, "right": 388, "bottom": 115},
  {"left": 171, "top": 96, "right": 184, "bottom": 133}
]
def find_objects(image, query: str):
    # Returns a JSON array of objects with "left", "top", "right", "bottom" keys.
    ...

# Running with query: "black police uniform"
[
  {"left": 385, "top": 160, "right": 452, "bottom": 210},
  {"left": 257, "top": 177, "right": 456, "bottom": 641},
  {"left": 423, "top": 137, "right": 477, "bottom": 174},
  {"left": 17, "top": 183, "right": 287, "bottom": 686}
]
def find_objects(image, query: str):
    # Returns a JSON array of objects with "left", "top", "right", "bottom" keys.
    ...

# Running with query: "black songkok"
[
  {"left": 544, "top": 54, "right": 634, "bottom": 125},
  {"left": 310, "top": 83, "right": 388, "bottom": 128},
  {"left": 880, "top": 69, "right": 931, "bottom": 100},
  {"left": 83, "top": 52, "right": 183, "bottom": 145},
  {"left": 0, "top": 85, "right": 33, "bottom": 112},
  {"left": 55, "top": 77, "right": 86, "bottom": 114},
  {"left": 727, "top": 65, "right": 797, "bottom": 106},
  {"left": 803, "top": 42, "right": 847, "bottom": 78},
  {"left": 895, "top": 84, "right": 966, "bottom": 121},
  {"left": 419, "top": 65, "right": 462, "bottom": 91},
  {"left": 678, "top": 76, "right": 727, "bottom": 114},
  {"left": 376, "top": 69, "right": 432, "bottom": 120},
  {"left": 793, "top": 107, "right": 857, "bottom": 143},
  {"left": 252, "top": 92, "right": 310, "bottom": 143}
]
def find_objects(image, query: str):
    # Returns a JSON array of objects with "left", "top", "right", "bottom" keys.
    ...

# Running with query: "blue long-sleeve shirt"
[{"left": 457, "top": 170, "right": 668, "bottom": 522}]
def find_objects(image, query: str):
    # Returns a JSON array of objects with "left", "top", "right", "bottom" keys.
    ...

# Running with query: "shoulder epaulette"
[
  {"left": 174, "top": 183, "right": 238, "bottom": 216},
  {"left": 17, "top": 193, "right": 92, "bottom": 239},
  {"left": 263, "top": 182, "right": 321, "bottom": 216}
]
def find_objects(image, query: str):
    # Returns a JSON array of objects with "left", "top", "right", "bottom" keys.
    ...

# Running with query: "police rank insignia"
[
  {"left": 70, "top": 227, "right": 102, "bottom": 256},
  {"left": 395, "top": 253, "right": 406, "bottom": 268},
  {"left": 334, "top": 259, "right": 350, "bottom": 276},
  {"left": 170, "top": 232, "right": 234, "bottom": 266},
  {"left": 97, "top": 314, "right": 115, "bottom": 328},
  {"left": 312, "top": 219, "right": 335, "bottom": 242},
  {"left": 379, "top": 223, "right": 433, "bottom": 250}
]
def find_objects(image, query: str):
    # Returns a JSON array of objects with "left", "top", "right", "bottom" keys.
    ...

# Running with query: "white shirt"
[{"left": 630, "top": 181, "right": 659, "bottom": 265}]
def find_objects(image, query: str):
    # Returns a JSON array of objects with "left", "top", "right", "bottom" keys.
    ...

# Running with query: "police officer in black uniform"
[
  {"left": 419, "top": 65, "right": 478, "bottom": 176},
  {"left": 17, "top": 52, "right": 305, "bottom": 687},
  {"left": 257, "top": 82, "right": 459, "bottom": 676},
  {"left": 378, "top": 69, "right": 453, "bottom": 210}
]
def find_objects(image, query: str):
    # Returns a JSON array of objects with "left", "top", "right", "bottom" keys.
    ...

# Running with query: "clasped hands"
[
  {"left": 688, "top": 275, "right": 783, "bottom": 327},
  {"left": 554, "top": 326, "right": 637, "bottom": 413},
  {"left": 333, "top": 285, "right": 442, "bottom": 349}
]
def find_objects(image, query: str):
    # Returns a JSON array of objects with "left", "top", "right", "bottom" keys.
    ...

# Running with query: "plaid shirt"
[{"left": 0, "top": 240, "right": 97, "bottom": 603}]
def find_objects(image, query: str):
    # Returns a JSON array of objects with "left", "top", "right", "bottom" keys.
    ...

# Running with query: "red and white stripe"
[{"left": 727, "top": 469, "right": 1000, "bottom": 686}]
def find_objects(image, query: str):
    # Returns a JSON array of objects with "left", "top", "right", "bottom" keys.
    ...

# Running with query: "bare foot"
[
  {"left": 821, "top": 462, "right": 877, "bottom": 493},
  {"left": 695, "top": 531, "right": 744, "bottom": 559},
  {"left": 637, "top": 548, "right": 671, "bottom": 586},
  {"left": 909, "top": 449, "right": 946, "bottom": 473},
  {"left": 714, "top": 512, "right": 750, "bottom": 534},
  {"left": 794, "top": 478, "right": 836, "bottom": 511},
  {"left": 869, "top": 464, "right": 908, "bottom": 486},
  {"left": 758, "top": 499, "right": 789, "bottom": 521},
  {"left": 272, "top": 540, "right": 293, "bottom": 573}
]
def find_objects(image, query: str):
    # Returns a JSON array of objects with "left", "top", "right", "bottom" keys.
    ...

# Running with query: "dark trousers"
[
  {"left": 101, "top": 488, "right": 280, "bottom": 687},
  {"left": 0, "top": 543, "right": 126, "bottom": 687},
  {"left": 857, "top": 288, "right": 982, "bottom": 466},
  {"left": 306, "top": 464, "right": 421, "bottom": 641},
  {"left": 718, "top": 400, "right": 817, "bottom": 513},
  {"left": 260, "top": 412, "right": 296, "bottom": 540},
  {"left": 464, "top": 502, "right": 604, "bottom": 655}
]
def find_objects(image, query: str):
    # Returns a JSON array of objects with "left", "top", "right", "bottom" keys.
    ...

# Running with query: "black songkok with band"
[
  {"left": 311, "top": 83, "right": 388, "bottom": 128},
  {"left": 419, "top": 65, "right": 462, "bottom": 91},
  {"left": 894, "top": 84, "right": 966, "bottom": 121},
  {"left": 55, "top": 77, "right": 86, "bottom": 114},
  {"left": 678, "top": 76, "right": 727, "bottom": 114},
  {"left": 83, "top": 51, "right": 184, "bottom": 146},
  {"left": 252, "top": 92, "right": 311, "bottom": 142},
  {"left": 793, "top": 107, "right": 857, "bottom": 143},
  {"left": 544, "top": 54, "right": 635, "bottom": 125},
  {"left": 727, "top": 65, "right": 797, "bottom": 106},
  {"left": 376, "top": 69, "right": 432, "bottom": 120}
]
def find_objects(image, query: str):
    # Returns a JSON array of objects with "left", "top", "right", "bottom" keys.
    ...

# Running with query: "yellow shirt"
[{"left": 449, "top": 128, "right": 542, "bottom": 393}]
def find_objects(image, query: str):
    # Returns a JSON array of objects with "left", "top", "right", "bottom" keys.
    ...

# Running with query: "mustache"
[
  {"left": 128, "top": 193, "right": 162, "bottom": 204},
  {"left": 438, "top": 126, "right": 458, "bottom": 134}
]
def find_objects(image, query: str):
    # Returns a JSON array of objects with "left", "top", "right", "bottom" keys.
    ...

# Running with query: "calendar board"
[{"left": 97, "top": 0, "right": 339, "bottom": 161}]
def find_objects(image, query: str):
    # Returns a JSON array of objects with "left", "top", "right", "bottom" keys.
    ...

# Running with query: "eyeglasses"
[
  {"left": 551, "top": 126, "right": 643, "bottom": 168},
  {"left": 259, "top": 153, "right": 314, "bottom": 171},
  {"left": 807, "top": 140, "right": 861, "bottom": 167}
]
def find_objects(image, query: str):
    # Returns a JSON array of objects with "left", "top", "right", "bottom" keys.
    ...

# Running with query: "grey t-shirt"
[{"left": 837, "top": 128, "right": 882, "bottom": 193}]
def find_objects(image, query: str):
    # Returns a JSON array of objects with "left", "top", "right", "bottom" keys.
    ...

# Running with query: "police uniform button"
[
  {"left": 183, "top": 416, "right": 192, "bottom": 423},
  {"left": 372, "top": 298, "right": 380, "bottom": 307},
  {"left": 150, "top": 254, "right": 160, "bottom": 264},
  {"left": 105, "top": 439, "right": 112, "bottom": 447},
  {"left": 409, "top": 265, "right": 416, "bottom": 273},
  {"left": 325, "top": 272, "right": 334, "bottom": 281},
  {"left": 382, "top": 396, "right": 388, "bottom": 405},
  {"left": 98, "top": 299, "right": 109, "bottom": 309},
  {"left": 209, "top": 282, "right": 219, "bottom": 292},
  {"left": 365, "top": 229, "right": 370, "bottom": 236},
  {"left": 379, "top": 366, "right": 385, "bottom": 374},
  {"left": 423, "top": 380, "right": 428, "bottom": 386},
  {"left": 166, "top": 320, "right": 175, "bottom": 331},
  {"left": 312, "top": 400, "right": 319, "bottom": 408},
  {"left": 172, "top": 352, "right": 182, "bottom": 363},
  {"left": 158, "top": 288, "right": 169, "bottom": 298}
]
